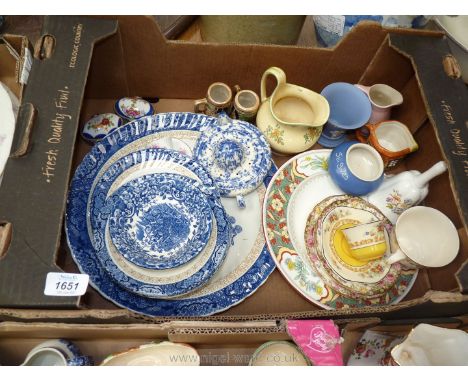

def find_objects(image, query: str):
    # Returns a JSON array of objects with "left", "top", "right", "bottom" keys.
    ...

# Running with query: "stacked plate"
[
  {"left": 66, "top": 112, "right": 276, "bottom": 316},
  {"left": 264, "top": 150, "right": 418, "bottom": 310}
]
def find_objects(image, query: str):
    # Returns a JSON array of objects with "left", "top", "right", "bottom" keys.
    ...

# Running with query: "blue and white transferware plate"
[
  {"left": 109, "top": 172, "right": 213, "bottom": 270},
  {"left": 66, "top": 113, "right": 276, "bottom": 315},
  {"left": 81, "top": 113, "right": 123, "bottom": 143},
  {"left": 114, "top": 96, "right": 154, "bottom": 120},
  {"left": 94, "top": 172, "right": 225, "bottom": 298},
  {"left": 89, "top": 148, "right": 229, "bottom": 298},
  {"left": 194, "top": 115, "right": 272, "bottom": 201}
]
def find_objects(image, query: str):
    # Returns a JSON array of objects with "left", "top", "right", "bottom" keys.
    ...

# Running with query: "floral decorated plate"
[
  {"left": 66, "top": 113, "right": 276, "bottom": 315},
  {"left": 264, "top": 150, "right": 417, "bottom": 309},
  {"left": 108, "top": 172, "right": 213, "bottom": 270},
  {"left": 114, "top": 96, "right": 154, "bottom": 120},
  {"left": 305, "top": 195, "right": 416, "bottom": 299},
  {"left": 194, "top": 115, "right": 271, "bottom": 205},
  {"left": 81, "top": 113, "right": 123, "bottom": 143}
]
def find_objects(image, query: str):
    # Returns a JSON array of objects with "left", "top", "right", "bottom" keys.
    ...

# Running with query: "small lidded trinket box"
[
  {"left": 81, "top": 113, "right": 123, "bottom": 143},
  {"left": 114, "top": 96, "right": 154, "bottom": 121}
]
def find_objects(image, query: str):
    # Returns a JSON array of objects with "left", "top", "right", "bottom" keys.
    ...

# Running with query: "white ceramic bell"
[
  {"left": 391, "top": 324, "right": 468, "bottom": 365},
  {"left": 366, "top": 161, "right": 447, "bottom": 223}
]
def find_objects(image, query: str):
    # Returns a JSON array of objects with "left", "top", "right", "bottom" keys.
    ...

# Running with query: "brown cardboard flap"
[
  {"left": 10, "top": 102, "right": 36, "bottom": 157},
  {"left": 0, "top": 17, "right": 119, "bottom": 308},
  {"left": 389, "top": 33, "right": 468, "bottom": 236}
]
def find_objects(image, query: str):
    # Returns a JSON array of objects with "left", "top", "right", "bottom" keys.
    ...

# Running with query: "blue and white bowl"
[
  {"left": 21, "top": 339, "right": 93, "bottom": 366},
  {"left": 328, "top": 141, "right": 384, "bottom": 196}
]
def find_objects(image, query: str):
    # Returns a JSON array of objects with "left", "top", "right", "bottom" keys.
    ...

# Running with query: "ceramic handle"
[
  {"left": 194, "top": 98, "right": 207, "bottom": 113},
  {"left": 387, "top": 248, "right": 407, "bottom": 265},
  {"left": 414, "top": 161, "right": 448, "bottom": 188},
  {"left": 260, "top": 67, "right": 286, "bottom": 102}
]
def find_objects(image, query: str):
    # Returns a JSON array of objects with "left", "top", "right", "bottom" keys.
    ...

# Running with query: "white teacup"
[{"left": 387, "top": 206, "right": 459, "bottom": 268}]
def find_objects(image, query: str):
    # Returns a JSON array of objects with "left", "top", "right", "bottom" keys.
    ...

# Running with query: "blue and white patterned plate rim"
[{"left": 66, "top": 112, "right": 276, "bottom": 316}]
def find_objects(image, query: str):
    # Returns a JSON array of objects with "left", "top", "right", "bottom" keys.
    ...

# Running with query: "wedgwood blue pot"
[{"left": 328, "top": 141, "right": 384, "bottom": 196}]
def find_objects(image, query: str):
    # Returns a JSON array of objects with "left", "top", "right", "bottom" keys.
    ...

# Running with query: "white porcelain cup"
[{"left": 387, "top": 206, "right": 460, "bottom": 268}]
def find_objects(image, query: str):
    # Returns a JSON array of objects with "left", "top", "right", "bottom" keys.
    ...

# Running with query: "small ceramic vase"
[
  {"left": 249, "top": 341, "right": 311, "bottom": 366},
  {"left": 391, "top": 324, "right": 468, "bottom": 365},
  {"left": 357, "top": 121, "right": 418, "bottom": 168},
  {"left": 367, "top": 161, "right": 447, "bottom": 224},
  {"left": 318, "top": 82, "right": 372, "bottom": 148},
  {"left": 387, "top": 206, "right": 459, "bottom": 268},
  {"left": 81, "top": 113, "right": 123, "bottom": 143},
  {"left": 100, "top": 341, "right": 200, "bottom": 366},
  {"left": 328, "top": 141, "right": 384, "bottom": 196},
  {"left": 194, "top": 113, "right": 271, "bottom": 208},
  {"left": 256, "top": 67, "right": 330, "bottom": 155},
  {"left": 114, "top": 96, "right": 154, "bottom": 121},
  {"left": 232, "top": 88, "right": 260, "bottom": 122},
  {"left": 355, "top": 84, "right": 403, "bottom": 124},
  {"left": 194, "top": 82, "right": 233, "bottom": 116},
  {"left": 21, "top": 339, "right": 93, "bottom": 366}
]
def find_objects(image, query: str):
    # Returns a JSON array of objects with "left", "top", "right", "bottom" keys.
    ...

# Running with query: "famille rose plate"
[
  {"left": 264, "top": 150, "right": 417, "bottom": 310},
  {"left": 66, "top": 112, "right": 276, "bottom": 315},
  {"left": 305, "top": 195, "right": 417, "bottom": 301}
]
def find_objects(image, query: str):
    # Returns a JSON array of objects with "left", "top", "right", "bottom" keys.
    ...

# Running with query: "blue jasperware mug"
[
  {"left": 328, "top": 141, "right": 384, "bottom": 196},
  {"left": 319, "top": 82, "right": 372, "bottom": 148}
]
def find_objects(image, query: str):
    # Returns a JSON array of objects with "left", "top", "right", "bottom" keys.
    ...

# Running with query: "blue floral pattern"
[
  {"left": 65, "top": 113, "right": 276, "bottom": 316},
  {"left": 108, "top": 172, "right": 213, "bottom": 270},
  {"left": 194, "top": 118, "right": 272, "bottom": 197}
]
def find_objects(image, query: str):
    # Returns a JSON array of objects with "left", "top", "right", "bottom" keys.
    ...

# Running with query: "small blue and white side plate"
[
  {"left": 81, "top": 113, "right": 123, "bottom": 143},
  {"left": 109, "top": 172, "right": 213, "bottom": 270},
  {"left": 194, "top": 115, "right": 272, "bottom": 203},
  {"left": 114, "top": 97, "right": 154, "bottom": 120}
]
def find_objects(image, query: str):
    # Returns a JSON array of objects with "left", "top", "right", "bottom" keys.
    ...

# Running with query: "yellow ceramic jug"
[{"left": 256, "top": 67, "right": 330, "bottom": 155}]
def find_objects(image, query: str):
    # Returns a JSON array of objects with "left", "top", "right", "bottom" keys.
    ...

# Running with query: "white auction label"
[{"left": 44, "top": 272, "right": 89, "bottom": 297}]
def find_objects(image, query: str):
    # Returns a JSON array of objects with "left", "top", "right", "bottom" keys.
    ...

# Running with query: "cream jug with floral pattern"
[
  {"left": 256, "top": 67, "right": 330, "bottom": 155},
  {"left": 367, "top": 161, "right": 447, "bottom": 224}
]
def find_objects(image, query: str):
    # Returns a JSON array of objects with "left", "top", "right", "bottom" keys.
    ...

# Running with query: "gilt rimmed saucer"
[
  {"left": 304, "top": 195, "right": 409, "bottom": 299},
  {"left": 66, "top": 113, "right": 276, "bottom": 315},
  {"left": 109, "top": 172, "right": 213, "bottom": 270}
]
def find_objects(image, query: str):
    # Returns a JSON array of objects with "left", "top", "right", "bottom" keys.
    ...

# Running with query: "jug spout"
[{"left": 414, "top": 161, "right": 447, "bottom": 188}]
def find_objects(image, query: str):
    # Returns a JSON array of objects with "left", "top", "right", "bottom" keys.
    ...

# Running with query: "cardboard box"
[
  {"left": 0, "top": 16, "right": 467, "bottom": 321},
  {"left": 0, "top": 316, "right": 467, "bottom": 365}
]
